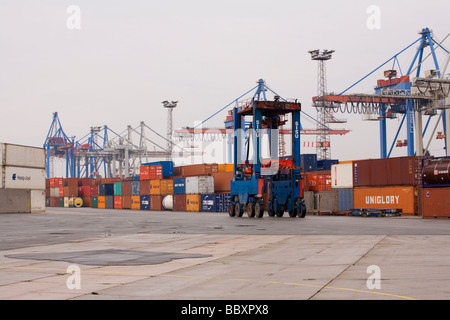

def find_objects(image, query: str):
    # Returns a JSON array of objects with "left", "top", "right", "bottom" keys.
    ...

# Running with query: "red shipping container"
[
  {"left": 114, "top": 196, "right": 123, "bottom": 209},
  {"left": 421, "top": 187, "right": 450, "bottom": 218},
  {"left": 140, "top": 180, "right": 150, "bottom": 195},
  {"left": 150, "top": 195, "right": 163, "bottom": 211},
  {"left": 49, "top": 178, "right": 63, "bottom": 188},
  {"left": 122, "top": 181, "right": 131, "bottom": 196},
  {"left": 173, "top": 194, "right": 186, "bottom": 211},
  {"left": 83, "top": 197, "right": 92, "bottom": 207},
  {"left": 140, "top": 165, "right": 163, "bottom": 180},
  {"left": 122, "top": 196, "right": 131, "bottom": 209}
]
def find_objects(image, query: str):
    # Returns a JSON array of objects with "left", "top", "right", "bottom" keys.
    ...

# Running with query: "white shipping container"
[
  {"left": 1, "top": 143, "right": 45, "bottom": 168},
  {"left": 2, "top": 166, "right": 46, "bottom": 190},
  {"left": 31, "top": 189, "right": 46, "bottom": 212},
  {"left": 185, "top": 176, "right": 214, "bottom": 194},
  {"left": 331, "top": 163, "right": 353, "bottom": 189},
  {"left": 49, "top": 187, "right": 60, "bottom": 197}
]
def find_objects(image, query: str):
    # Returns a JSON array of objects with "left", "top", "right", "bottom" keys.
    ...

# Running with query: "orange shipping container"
[
  {"left": 160, "top": 179, "right": 173, "bottom": 195},
  {"left": 98, "top": 196, "right": 106, "bottom": 209},
  {"left": 353, "top": 186, "right": 417, "bottom": 215},
  {"left": 186, "top": 194, "right": 201, "bottom": 212},
  {"left": 131, "top": 195, "right": 141, "bottom": 210},
  {"left": 149, "top": 180, "right": 161, "bottom": 195},
  {"left": 218, "top": 163, "right": 234, "bottom": 172}
]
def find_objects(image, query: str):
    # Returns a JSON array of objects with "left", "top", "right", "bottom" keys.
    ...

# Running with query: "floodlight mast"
[
  {"left": 162, "top": 100, "right": 178, "bottom": 160},
  {"left": 309, "top": 49, "right": 335, "bottom": 160}
]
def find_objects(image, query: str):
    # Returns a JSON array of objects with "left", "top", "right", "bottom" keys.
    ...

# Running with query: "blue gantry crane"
[{"left": 315, "top": 27, "right": 450, "bottom": 158}]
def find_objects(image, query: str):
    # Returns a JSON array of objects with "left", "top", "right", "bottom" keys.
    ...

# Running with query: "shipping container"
[
  {"left": 201, "top": 194, "right": 217, "bottom": 212},
  {"left": 140, "top": 195, "right": 150, "bottom": 210},
  {"left": 353, "top": 186, "right": 417, "bottom": 215},
  {"left": 162, "top": 195, "right": 173, "bottom": 210},
  {"left": 98, "top": 183, "right": 114, "bottom": 196},
  {"left": 353, "top": 156, "right": 422, "bottom": 187},
  {"left": 49, "top": 178, "right": 63, "bottom": 188},
  {"left": 173, "top": 177, "right": 186, "bottom": 194},
  {"left": 122, "top": 181, "right": 131, "bottom": 196},
  {"left": 114, "top": 196, "right": 122, "bottom": 209},
  {"left": 149, "top": 179, "right": 161, "bottom": 195},
  {"left": 317, "top": 191, "right": 338, "bottom": 214},
  {"left": 150, "top": 195, "right": 163, "bottom": 211},
  {"left": 186, "top": 194, "right": 201, "bottom": 212},
  {"left": 185, "top": 176, "right": 214, "bottom": 194},
  {"left": 122, "top": 195, "right": 131, "bottom": 209},
  {"left": 160, "top": 179, "right": 173, "bottom": 195},
  {"left": 131, "top": 180, "right": 140, "bottom": 195},
  {"left": 218, "top": 163, "right": 234, "bottom": 172},
  {"left": 59, "top": 196, "right": 65, "bottom": 207},
  {"left": 337, "top": 188, "right": 353, "bottom": 211},
  {"left": 140, "top": 164, "right": 163, "bottom": 180},
  {"left": 83, "top": 196, "right": 92, "bottom": 207},
  {"left": 215, "top": 193, "right": 231, "bottom": 212},
  {"left": 300, "top": 154, "right": 317, "bottom": 172},
  {"left": 142, "top": 161, "right": 173, "bottom": 177},
  {"left": 173, "top": 194, "right": 186, "bottom": 211},
  {"left": 211, "top": 172, "right": 232, "bottom": 192},
  {"left": 1, "top": 143, "right": 45, "bottom": 168},
  {"left": 422, "top": 157, "right": 450, "bottom": 187},
  {"left": 317, "top": 159, "right": 339, "bottom": 171},
  {"left": 63, "top": 185, "right": 78, "bottom": 197},
  {"left": 91, "top": 196, "right": 98, "bottom": 208},
  {"left": 131, "top": 195, "right": 141, "bottom": 210},
  {"left": 105, "top": 196, "right": 114, "bottom": 209},
  {"left": 1, "top": 166, "right": 46, "bottom": 190},
  {"left": 305, "top": 171, "right": 331, "bottom": 191},
  {"left": 421, "top": 187, "right": 450, "bottom": 218},
  {"left": 331, "top": 163, "right": 353, "bottom": 188},
  {"left": 98, "top": 196, "right": 106, "bottom": 209},
  {"left": 0, "top": 189, "right": 31, "bottom": 213},
  {"left": 181, "top": 163, "right": 218, "bottom": 177},
  {"left": 114, "top": 182, "right": 122, "bottom": 196},
  {"left": 140, "top": 180, "right": 150, "bottom": 195}
]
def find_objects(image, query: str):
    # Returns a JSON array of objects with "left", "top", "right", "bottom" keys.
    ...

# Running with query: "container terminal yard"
[{"left": 1, "top": 1, "right": 450, "bottom": 306}]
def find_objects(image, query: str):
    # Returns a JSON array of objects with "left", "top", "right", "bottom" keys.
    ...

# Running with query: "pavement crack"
[{"left": 307, "top": 235, "right": 387, "bottom": 300}]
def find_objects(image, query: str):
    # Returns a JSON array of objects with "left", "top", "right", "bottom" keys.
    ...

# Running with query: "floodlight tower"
[
  {"left": 309, "top": 49, "right": 335, "bottom": 160},
  {"left": 162, "top": 100, "right": 178, "bottom": 160}
]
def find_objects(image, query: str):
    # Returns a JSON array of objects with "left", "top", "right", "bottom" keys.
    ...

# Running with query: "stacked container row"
[{"left": 1, "top": 143, "right": 46, "bottom": 213}]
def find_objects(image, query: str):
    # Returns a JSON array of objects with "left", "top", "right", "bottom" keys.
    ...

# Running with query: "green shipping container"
[
  {"left": 59, "top": 197, "right": 64, "bottom": 207},
  {"left": 114, "top": 182, "right": 122, "bottom": 196},
  {"left": 91, "top": 196, "right": 98, "bottom": 208}
]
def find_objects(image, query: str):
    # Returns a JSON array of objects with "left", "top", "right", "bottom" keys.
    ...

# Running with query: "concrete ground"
[{"left": 1, "top": 208, "right": 450, "bottom": 301}]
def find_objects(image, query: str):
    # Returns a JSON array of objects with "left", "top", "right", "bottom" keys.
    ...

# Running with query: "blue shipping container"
[
  {"left": 142, "top": 161, "right": 173, "bottom": 177},
  {"left": 317, "top": 159, "right": 339, "bottom": 171},
  {"left": 337, "top": 188, "right": 353, "bottom": 211},
  {"left": 98, "top": 183, "right": 114, "bottom": 196},
  {"left": 201, "top": 194, "right": 217, "bottom": 212},
  {"left": 215, "top": 193, "right": 231, "bottom": 212},
  {"left": 173, "top": 177, "right": 186, "bottom": 194},
  {"left": 140, "top": 195, "right": 150, "bottom": 210},
  {"left": 131, "top": 180, "right": 140, "bottom": 195},
  {"left": 301, "top": 154, "right": 317, "bottom": 172}
]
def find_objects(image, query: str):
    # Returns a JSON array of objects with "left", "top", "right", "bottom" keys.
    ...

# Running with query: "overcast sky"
[{"left": 1, "top": 0, "right": 449, "bottom": 163}]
